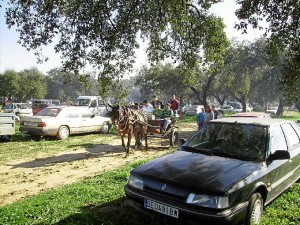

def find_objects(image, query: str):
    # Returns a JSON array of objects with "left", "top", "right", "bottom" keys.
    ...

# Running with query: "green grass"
[
  {"left": 0, "top": 160, "right": 174, "bottom": 225},
  {"left": 0, "top": 160, "right": 299, "bottom": 225}
]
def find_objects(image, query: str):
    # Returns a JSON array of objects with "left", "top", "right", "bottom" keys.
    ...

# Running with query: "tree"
[
  {"left": 18, "top": 68, "right": 47, "bottom": 101},
  {"left": 235, "top": 0, "right": 300, "bottom": 98},
  {"left": 220, "top": 39, "right": 273, "bottom": 112},
  {"left": 135, "top": 63, "right": 195, "bottom": 103},
  {"left": 5, "top": 0, "right": 228, "bottom": 80},
  {"left": 45, "top": 68, "right": 89, "bottom": 101},
  {"left": 0, "top": 70, "right": 20, "bottom": 100}
]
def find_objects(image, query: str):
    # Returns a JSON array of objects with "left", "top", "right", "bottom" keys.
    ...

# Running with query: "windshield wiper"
[{"left": 181, "top": 146, "right": 214, "bottom": 156}]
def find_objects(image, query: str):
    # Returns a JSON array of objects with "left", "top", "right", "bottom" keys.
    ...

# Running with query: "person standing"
[
  {"left": 151, "top": 95, "right": 164, "bottom": 109},
  {"left": 204, "top": 105, "right": 214, "bottom": 124},
  {"left": 197, "top": 107, "right": 205, "bottom": 130},
  {"left": 169, "top": 94, "right": 179, "bottom": 112},
  {"left": 212, "top": 105, "right": 223, "bottom": 119}
]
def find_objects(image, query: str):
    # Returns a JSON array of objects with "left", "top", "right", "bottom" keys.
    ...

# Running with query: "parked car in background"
[
  {"left": 125, "top": 117, "right": 300, "bottom": 225},
  {"left": 266, "top": 106, "right": 278, "bottom": 115},
  {"left": 220, "top": 105, "right": 236, "bottom": 113},
  {"left": 73, "top": 96, "right": 110, "bottom": 116},
  {"left": 185, "top": 104, "right": 204, "bottom": 116},
  {"left": 20, "top": 106, "right": 112, "bottom": 140},
  {"left": 2, "top": 103, "right": 33, "bottom": 117},
  {"left": 231, "top": 112, "right": 274, "bottom": 118}
]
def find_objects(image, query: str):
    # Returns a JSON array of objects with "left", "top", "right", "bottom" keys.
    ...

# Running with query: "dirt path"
[{"left": 0, "top": 122, "right": 197, "bottom": 207}]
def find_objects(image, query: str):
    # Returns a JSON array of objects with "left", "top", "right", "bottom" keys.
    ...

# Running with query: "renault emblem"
[{"left": 162, "top": 184, "right": 167, "bottom": 190}]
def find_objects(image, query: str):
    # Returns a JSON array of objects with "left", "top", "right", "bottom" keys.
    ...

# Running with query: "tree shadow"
[
  {"left": 50, "top": 197, "right": 184, "bottom": 225},
  {"left": 7, "top": 141, "right": 170, "bottom": 169}
]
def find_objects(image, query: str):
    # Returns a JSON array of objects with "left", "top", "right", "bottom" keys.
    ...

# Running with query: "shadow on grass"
[
  {"left": 53, "top": 197, "right": 182, "bottom": 225},
  {"left": 7, "top": 142, "right": 169, "bottom": 169}
]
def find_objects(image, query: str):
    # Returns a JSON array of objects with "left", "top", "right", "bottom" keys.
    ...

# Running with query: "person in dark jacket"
[{"left": 151, "top": 95, "right": 164, "bottom": 109}]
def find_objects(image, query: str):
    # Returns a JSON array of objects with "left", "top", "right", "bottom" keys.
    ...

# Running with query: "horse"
[{"left": 108, "top": 104, "right": 148, "bottom": 157}]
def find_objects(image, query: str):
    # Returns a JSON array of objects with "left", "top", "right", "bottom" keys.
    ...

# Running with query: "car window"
[
  {"left": 36, "top": 108, "right": 62, "bottom": 117},
  {"left": 281, "top": 123, "right": 300, "bottom": 149},
  {"left": 90, "top": 100, "right": 97, "bottom": 107},
  {"left": 185, "top": 123, "right": 268, "bottom": 161},
  {"left": 290, "top": 123, "right": 300, "bottom": 138},
  {"left": 269, "top": 125, "right": 287, "bottom": 154},
  {"left": 19, "top": 104, "right": 31, "bottom": 109},
  {"left": 81, "top": 112, "right": 93, "bottom": 118},
  {"left": 66, "top": 112, "right": 80, "bottom": 118}
]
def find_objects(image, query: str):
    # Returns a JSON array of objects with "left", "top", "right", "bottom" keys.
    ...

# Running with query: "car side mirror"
[{"left": 268, "top": 150, "right": 290, "bottom": 161}]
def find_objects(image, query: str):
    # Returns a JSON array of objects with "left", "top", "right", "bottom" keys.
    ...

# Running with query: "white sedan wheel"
[
  {"left": 100, "top": 122, "right": 110, "bottom": 134},
  {"left": 56, "top": 126, "right": 70, "bottom": 140}
]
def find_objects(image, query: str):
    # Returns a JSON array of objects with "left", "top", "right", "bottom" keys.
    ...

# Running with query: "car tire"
[
  {"left": 169, "top": 129, "right": 179, "bottom": 147},
  {"left": 245, "top": 193, "right": 263, "bottom": 225},
  {"left": 100, "top": 122, "right": 110, "bottom": 134},
  {"left": 56, "top": 126, "right": 70, "bottom": 140}
]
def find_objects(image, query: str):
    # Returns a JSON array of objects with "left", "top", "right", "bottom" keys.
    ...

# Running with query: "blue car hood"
[{"left": 133, "top": 150, "right": 262, "bottom": 192}]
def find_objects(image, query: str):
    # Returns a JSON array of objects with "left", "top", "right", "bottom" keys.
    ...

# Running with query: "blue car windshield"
[{"left": 184, "top": 123, "right": 268, "bottom": 161}]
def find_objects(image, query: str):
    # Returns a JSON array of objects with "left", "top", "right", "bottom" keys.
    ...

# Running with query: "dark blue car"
[{"left": 125, "top": 117, "right": 300, "bottom": 225}]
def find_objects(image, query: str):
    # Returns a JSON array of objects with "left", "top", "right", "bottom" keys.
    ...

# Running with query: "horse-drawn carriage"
[
  {"left": 109, "top": 104, "right": 180, "bottom": 157},
  {"left": 143, "top": 114, "right": 179, "bottom": 147}
]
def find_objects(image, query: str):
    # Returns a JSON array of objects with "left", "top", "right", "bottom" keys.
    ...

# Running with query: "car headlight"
[
  {"left": 128, "top": 175, "right": 144, "bottom": 190},
  {"left": 186, "top": 193, "right": 229, "bottom": 209}
]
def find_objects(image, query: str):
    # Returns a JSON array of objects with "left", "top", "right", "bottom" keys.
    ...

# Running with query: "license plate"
[
  {"left": 24, "top": 122, "right": 37, "bottom": 126},
  {"left": 144, "top": 199, "right": 179, "bottom": 218}
]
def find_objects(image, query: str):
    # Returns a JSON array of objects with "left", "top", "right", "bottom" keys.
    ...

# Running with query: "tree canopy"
[
  {"left": 4, "top": 0, "right": 228, "bottom": 79},
  {"left": 3, "top": 0, "right": 300, "bottom": 97},
  {"left": 236, "top": 0, "right": 300, "bottom": 98}
]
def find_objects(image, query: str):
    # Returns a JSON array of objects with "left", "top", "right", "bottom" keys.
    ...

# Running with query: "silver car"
[{"left": 20, "top": 106, "right": 112, "bottom": 140}]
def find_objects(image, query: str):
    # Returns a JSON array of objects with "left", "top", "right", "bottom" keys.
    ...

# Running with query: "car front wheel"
[
  {"left": 56, "top": 126, "right": 70, "bottom": 140},
  {"left": 245, "top": 193, "right": 263, "bottom": 225},
  {"left": 100, "top": 122, "right": 110, "bottom": 134}
]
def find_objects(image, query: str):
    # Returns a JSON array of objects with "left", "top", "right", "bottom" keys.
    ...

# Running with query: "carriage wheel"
[{"left": 169, "top": 129, "right": 179, "bottom": 147}]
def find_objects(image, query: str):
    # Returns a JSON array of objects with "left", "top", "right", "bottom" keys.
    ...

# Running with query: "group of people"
[
  {"left": 140, "top": 94, "right": 179, "bottom": 133},
  {"left": 197, "top": 105, "right": 223, "bottom": 130}
]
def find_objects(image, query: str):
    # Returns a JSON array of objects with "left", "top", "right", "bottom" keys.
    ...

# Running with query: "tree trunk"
[
  {"left": 276, "top": 98, "right": 285, "bottom": 115},
  {"left": 295, "top": 100, "right": 300, "bottom": 112}
]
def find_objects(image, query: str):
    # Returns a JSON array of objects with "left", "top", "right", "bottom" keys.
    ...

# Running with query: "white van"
[{"left": 73, "top": 96, "right": 109, "bottom": 116}]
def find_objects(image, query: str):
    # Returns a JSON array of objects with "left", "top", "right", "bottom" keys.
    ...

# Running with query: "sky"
[{"left": 0, "top": 0, "right": 264, "bottom": 75}]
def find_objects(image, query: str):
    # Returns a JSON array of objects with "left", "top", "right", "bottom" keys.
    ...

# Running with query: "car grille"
[{"left": 143, "top": 185, "right": 187, "bottom": 203}]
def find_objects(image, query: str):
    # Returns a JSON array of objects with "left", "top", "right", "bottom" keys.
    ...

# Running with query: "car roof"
[
  {"left": 210, "top": 117, "right": 288, "bottom": 126},
  {"left": 46, "top": 105, "right": 93, "bottom": 112},
  {"left": 231, "top": 113, "right": 273, "bottom": 118},
  {"left": 46, "top": 105, "right": 68, "bottom": 109}
]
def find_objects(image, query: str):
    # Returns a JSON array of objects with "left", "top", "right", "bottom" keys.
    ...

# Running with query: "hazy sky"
[{"left": 0, "top": 0, "right": 264, "bottom": 74}]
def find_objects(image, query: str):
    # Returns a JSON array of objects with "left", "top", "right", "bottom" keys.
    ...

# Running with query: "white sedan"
[
  {"left": 220, "top": 105, "right": 236, "bottom": 113},
  {"left": 20, "top": 106, "right": 112, "bottom": 140}
]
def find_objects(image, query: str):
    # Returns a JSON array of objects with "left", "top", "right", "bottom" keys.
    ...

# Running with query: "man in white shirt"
[{"left": 141, "top": 100, "right": 154, "bottom": 113}]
